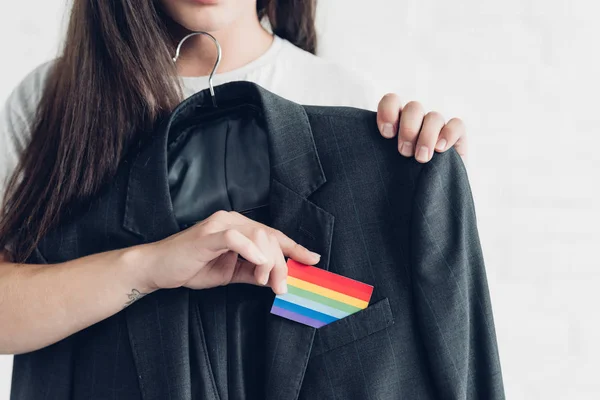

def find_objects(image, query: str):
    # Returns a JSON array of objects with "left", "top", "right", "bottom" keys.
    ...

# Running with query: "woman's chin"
[
  {"left": 172, "top": 13, "right": 231, "bottom": 33},
  {"left": 161, "top": 1, "right": 242, "bottom": 34}
]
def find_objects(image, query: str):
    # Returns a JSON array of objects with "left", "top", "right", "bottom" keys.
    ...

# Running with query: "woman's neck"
[{"left": 174, "top": 13, "right": 273, "bottom": 77}]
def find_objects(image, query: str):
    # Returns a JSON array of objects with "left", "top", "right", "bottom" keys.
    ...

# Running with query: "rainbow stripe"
[{"left": 270, "top": 259, "right": 374, "bottom": 328}]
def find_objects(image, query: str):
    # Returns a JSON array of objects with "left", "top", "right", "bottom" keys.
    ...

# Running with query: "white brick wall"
[{"left": 1, "top": 0, "right": 598, "bottom": 398}]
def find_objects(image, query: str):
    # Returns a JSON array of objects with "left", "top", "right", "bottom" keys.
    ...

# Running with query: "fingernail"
[
  {"left": 400, "top": 142, "right": 413, "bottom": 157},
  {"left": 435, "top": 138, "right": 447, "bottom": 151},
  {"left": 381, "top": 123, "right": 394, "bottom": 138},
  {"left": 259, "top": 273, "right": 269, "bottom": 286},
  {"left": 310, "top": 251, "right": 321, "bottom": 260},
  {"left": 416, "top": 146, "right": 430, "bottom": 162}
]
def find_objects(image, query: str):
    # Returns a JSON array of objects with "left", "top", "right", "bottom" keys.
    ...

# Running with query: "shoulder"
[
  {"left": 411, "top": 145, "right": 472, "bottom": 216},
  {"left": 1, "top": 60, "right": 54, "bottom": 141},
  {"left": 0, "top": 60, "right": 54, "bottom": 196},
  {"left": 272, "top": 39, "right": 382, "bottom": 110},
  {"left": 2, "top": 60, "right": 54, "bottom": 122}
]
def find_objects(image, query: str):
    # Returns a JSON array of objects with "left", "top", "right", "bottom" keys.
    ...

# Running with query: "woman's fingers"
[
  {"left": 398, "top": 101, "right": 425, "bottom": 157},
  {"left": 199, "top": 210, "right": 319, "bottom": 294},
  {"left": 203, "top": 228, "right": 269, "bottom": 266},
  {"left": 221, "top": 212, "right": 321, "bottom": 265},
  {"left": 438, "top": 118, "right": 467, "bottom": 155},
  {"left": 252, "top": 228, "right": 275, "bottom": 287},
  {"left": 414, "top": 111, "right": 446, "bottom": 163},
  {"left": 267, "top": 233, "right": 289, "bottom": 294},
  {"left": 229, "top": 254, "right": 286, "bottom": 296},
  {"left": 270, "top": 229, "right": 320, "bottom": 265},
  {"left": 375, "top": 93, "right": 470, "bottom": 163},
  {"left": 230, "top": 258, "right": 265, "bottom": 285},
  {"left": 249, "top": 230, "right": 288, "bottom": 295},
  {"left": 376, "top": 93, "right": 403, "bottom": 139}
]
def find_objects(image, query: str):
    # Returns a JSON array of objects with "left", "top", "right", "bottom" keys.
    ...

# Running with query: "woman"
[{"left": 0, "top": 0, "right": 468, "bottom": 396}]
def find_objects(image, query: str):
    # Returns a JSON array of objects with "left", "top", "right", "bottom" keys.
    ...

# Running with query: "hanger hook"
[{"left": 172, "top": 31, "right": 222, "bottom": 107}]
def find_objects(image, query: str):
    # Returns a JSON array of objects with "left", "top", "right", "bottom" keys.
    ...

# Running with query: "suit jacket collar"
[
  {"left": 123, "top": 81, "right": 327, "bottom": 242},
  {"left": 122, "top": 81, "right": 335, "bottom": 400}
]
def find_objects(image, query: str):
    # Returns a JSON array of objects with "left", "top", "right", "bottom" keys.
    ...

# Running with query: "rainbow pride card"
[{"left": 270, "top": 259, "right": 374, "bottom": 328}]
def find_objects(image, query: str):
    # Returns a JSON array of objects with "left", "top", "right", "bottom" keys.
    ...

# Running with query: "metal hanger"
[{"left": 173, "top": 31, "right": 222, "bottom": 107}]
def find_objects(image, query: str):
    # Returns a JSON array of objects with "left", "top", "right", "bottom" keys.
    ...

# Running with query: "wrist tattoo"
[{"left": 124, "top": 288, "right": 147, "bottom": 308}]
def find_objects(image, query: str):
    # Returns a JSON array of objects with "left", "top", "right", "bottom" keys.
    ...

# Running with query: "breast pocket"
[{"left": 310, "top": 297, "right": 394, "bottom": 358}]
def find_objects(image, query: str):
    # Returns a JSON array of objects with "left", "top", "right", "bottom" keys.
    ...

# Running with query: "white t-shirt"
[{"left": 0, "top": 36, "right": 382, "bottom": 199}]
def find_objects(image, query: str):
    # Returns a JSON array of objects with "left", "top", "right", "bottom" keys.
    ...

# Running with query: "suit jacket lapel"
[
  {"left": 264, "top": 179, "right": 334, "bottom": 400},
  {"left": 255, "top": 82, "right": 335, "bottom": 399},
  {"left": 122, "top": 124, "right": 195, "bottom": 400},
  {"left": 121, "top": 81, "right": 332, "bottom": 400}
]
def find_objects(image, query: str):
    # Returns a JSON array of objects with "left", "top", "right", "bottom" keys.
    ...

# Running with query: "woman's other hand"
[
  {"left": 376, "top": 93, "right": 468, "bottom": 163},
  {"left": 140, "top": 211, "right": 320, "bottom": 295}
]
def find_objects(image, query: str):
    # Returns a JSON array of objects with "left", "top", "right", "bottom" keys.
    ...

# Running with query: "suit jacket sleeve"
[{"left": 410, "top": 148, "right": 505, "bottom": 399}]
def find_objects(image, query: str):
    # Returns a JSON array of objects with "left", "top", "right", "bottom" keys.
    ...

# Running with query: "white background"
[{"left": 1, "top": 0, "right": 599, "bottom": 399}]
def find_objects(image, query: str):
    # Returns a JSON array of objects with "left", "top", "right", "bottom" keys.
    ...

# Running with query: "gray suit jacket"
[{"left": 11, "top": 81, "right": 504, "bottom": 399}]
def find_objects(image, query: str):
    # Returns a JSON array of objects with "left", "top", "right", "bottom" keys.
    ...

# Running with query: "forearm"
[{"left": 0, "top": 245, "right": 156, "bottom": 354}]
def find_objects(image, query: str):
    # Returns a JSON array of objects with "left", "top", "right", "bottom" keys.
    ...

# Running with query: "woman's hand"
[
  {"left": 141, "top": 211, "right": 320, "bottom": 295},
  {"left": 376, "top": 93, "right": 468, "bottom": 163}
]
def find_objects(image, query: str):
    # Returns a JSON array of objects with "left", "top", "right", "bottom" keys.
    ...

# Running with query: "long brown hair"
[{"left": 0, "top": 0, "right": 317, "bottom": 263}]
